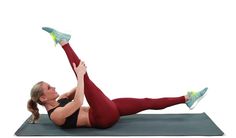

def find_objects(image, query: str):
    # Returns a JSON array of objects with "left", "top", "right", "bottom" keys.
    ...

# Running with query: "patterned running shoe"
[
  {"left": 186, "top": 87, "right": 208, "bottom": 109},
  {"left": 42, "top": 27, "right": 71, "bottom": 46}
]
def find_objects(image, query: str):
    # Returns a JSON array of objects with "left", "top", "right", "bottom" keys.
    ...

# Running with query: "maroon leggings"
[{"left": 62, "top": 43, "right": 186, "bottom": 128}]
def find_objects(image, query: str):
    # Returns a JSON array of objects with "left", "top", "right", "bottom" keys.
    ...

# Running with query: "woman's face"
[{"left": 40, "top": 82, "right": 59, "bottom": 102}]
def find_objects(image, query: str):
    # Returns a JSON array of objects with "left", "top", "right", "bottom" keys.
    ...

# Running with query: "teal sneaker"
[
  {"left": 42, "top": 27, "right": 71, "bottom": 46},
  {"left": 186, "top": 87, "right": 208, "bottom": 109}
]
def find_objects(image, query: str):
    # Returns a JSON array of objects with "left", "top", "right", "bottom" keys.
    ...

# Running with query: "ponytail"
[
  {"left": 27, "top": 99, "right": 40, "bottom": 123},
  {"left": 28, "top": 81, "right": 44, "bottom": 123}
]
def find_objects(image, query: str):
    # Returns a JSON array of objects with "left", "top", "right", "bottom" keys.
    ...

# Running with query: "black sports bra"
[{"left": 47, "top": 98, "right": 80, "bottom": 128}]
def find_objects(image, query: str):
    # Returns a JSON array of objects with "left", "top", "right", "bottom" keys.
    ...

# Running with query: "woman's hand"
[{"left": 73, "top": 61, "right": 87, "bottom": 78}]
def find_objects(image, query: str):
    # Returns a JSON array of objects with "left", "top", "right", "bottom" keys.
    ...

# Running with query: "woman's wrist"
[{"left": 77, "top": 75, "right": 84, "bottom": 81}]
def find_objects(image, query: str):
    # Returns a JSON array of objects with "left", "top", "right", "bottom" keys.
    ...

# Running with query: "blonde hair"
[{"left": 27, "top": 81, "right": 44, "bottom": 123}]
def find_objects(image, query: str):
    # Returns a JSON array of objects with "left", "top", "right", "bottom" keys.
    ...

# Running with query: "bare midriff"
[{"left": 77, "top": 106, "right": 92, "bottom": 127}]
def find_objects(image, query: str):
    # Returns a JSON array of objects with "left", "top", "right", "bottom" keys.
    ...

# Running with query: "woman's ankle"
[
  {"left": 60, "top": 40, "right": 68, "bottom": 46},
  {"left": 184, "top": 95, "right": 189, "bottom": 102}
]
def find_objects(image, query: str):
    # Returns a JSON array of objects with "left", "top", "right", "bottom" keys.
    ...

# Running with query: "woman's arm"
[
  {"left": 67, "top": 87, "right": 76, "bottom": 100},
  {"left": 51, "top": 61, "right": 87, "bottom": 122},
  {"left": 72, "top": 61, "right": 86, "bottom": 105},
  {"left": 73, "top": 76, "right": 85, "bottom": 104},
  {"left": 58, "top": 87, "right": 76, "bottom": 100}
]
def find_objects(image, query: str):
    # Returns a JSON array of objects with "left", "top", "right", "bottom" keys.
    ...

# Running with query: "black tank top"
[{"left": 47, "top": 98, "right": 80, "bottom": 128}]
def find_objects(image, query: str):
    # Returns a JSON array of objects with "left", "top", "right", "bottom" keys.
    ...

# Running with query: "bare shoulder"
[{"left": 50, "top": 107, "right": 66, "bottom": 126}]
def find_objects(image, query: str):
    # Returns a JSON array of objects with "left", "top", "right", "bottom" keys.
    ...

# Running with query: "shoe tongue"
[
  {"left": 50, "top": 33, "right": 57, "bottom": 42},
  {"left": 188, "top": 91, "right": 196, "bottom": 97}
]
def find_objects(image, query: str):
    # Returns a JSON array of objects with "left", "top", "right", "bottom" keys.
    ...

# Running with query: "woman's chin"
[
  {"left": 52, "top": 93, "right": 59, "bottom": 99},
  {"left": 55, "top": 94, "right": 59, "bottom": 98}
]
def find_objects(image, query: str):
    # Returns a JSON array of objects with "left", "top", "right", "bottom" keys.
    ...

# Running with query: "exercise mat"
[{"left": 15, "top": 112, "right": 224, "bottom": 136}]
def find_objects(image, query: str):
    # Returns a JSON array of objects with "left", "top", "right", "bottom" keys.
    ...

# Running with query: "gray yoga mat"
[{"left": 15, "top": 112, "right": 224, "bottom": 136}]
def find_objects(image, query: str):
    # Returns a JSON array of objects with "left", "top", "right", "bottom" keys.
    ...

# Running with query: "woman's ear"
[{"left": 39, "top": 95, "right": 47, "bottom": 103}]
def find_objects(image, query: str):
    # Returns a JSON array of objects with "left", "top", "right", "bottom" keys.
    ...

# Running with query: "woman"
[{"left": 27, "top": 27, "right": 208, "bottom": 129}]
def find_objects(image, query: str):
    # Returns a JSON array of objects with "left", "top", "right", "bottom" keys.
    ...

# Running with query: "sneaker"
[
  {"left": 42, "top": 27, "right": 71, "bottom": 46},
  {"left": 186, "top": 87, "right": 208, "bottom": 109}
]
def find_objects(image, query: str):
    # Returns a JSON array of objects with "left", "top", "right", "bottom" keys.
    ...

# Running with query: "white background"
[{"left": 0, "top": 0, "right": 235, "bottom": 137}]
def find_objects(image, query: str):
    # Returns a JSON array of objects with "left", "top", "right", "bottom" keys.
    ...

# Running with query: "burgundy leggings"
[{"left": 62, "top": 43, "right": 186, "bottom": 128}]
